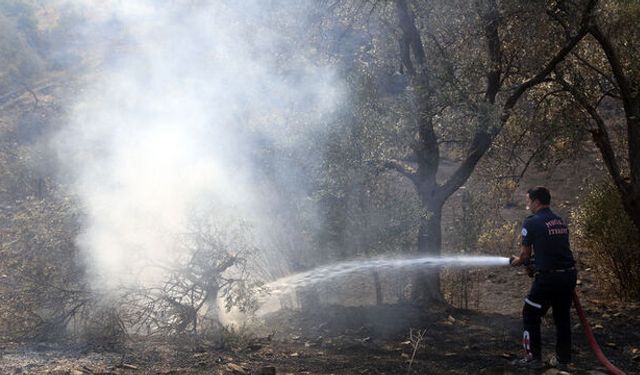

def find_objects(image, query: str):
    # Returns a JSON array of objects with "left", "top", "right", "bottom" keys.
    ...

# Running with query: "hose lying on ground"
[{"left": 572, "top": 290, "right": 627, "bottom": 375}]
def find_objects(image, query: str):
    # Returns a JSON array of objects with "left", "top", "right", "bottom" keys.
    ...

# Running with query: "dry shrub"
[
  {"left": 444, "top": 222, "right": 518, "bottom": 308},
  {"left": 442, "top": 190, "right": 514, "bottom": 309},
  {"left": 571, "top": 182, "right": 640, "bottom": 301},
  {"left": 477, "top": 222, "right": 519, "bottom": 257},
  {"left": 213, "top": 323, "right": 257, "bottom": 351},
  {"left": 78, "top": 307, "right": 127, "bottom": 352},
  {"left": 0, "top": 195, "right": 87, "bottom": 341},
  {"left": 442, "top": 268, "right": 482, "bottom": 309}
]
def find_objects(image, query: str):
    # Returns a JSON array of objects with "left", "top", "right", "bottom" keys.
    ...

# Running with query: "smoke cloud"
[{"left": 53, "top": 0, "right": 344, "bottom": 290}]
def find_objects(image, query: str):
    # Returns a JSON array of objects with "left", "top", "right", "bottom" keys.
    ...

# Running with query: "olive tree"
[
  {"left": 321, "top": 0, "right": 597, "bottom": 301},
  {"left": 552, "top": 1, "right": 640, "bottom": 233}
]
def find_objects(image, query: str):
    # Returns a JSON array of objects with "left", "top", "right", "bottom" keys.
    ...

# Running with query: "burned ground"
[{"left": 1, "top": 274, "right": 638, "bottom": 375}]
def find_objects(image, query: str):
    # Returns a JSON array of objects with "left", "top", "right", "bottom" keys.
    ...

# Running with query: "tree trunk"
[
  {"left": 588, "top": 24, "right": 640, "bottom": 235},
  {"left": 621, "top": 106, "right": 640, "bottom": 232},
  {"left": 205, "top": 288, "right": 220, "bottom": 326},
  {"left": 411, "top": 197, "right": 444, "bottom": 303},
  {"left": 624, "top": 105, "right": 640, "bottom": 232},
  {"left": 622, "top": 192, "right": 640, "bottom": 233},
  {"left": 557, "top": 76, "right": 640, "bottom": 236}
]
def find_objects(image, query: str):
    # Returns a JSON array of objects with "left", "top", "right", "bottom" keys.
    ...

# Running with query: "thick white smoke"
[{"left": 53, "top": 1, "right": 343, "bottom": 290}]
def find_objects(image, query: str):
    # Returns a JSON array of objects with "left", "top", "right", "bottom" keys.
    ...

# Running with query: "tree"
[
  {"left": 552, "top": 1, "right": 640, "bottom": 234},
  {"left": 318, "top": 0, "right": 597, "bottom": 300},
  {"left": 331, "top": 0, "right": 598, "bottom": 301}
]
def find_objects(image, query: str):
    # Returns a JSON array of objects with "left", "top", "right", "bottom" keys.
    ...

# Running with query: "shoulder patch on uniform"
[{"left": 521, "top": 228, "right": 528, "bottom": 236}]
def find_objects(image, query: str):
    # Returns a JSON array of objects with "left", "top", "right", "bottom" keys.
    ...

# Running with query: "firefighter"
[{"left": 510, "top": 186, "right": 577, "bottom": 370}]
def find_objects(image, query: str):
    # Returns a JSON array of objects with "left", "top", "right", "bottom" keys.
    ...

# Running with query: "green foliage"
[
  {"left": 449, "top": 190, "right": 487, "bottom": 253},
  {"left": 598, "top": 0, "right": 640, "bottom": 83},
  {"left": 572, "top": 182, "right": 640, "bottom": 301},
  {"left": 316, "top": 90, "right": 422, "bottom": 261},
  {"left": 477, "top": 222, "right": 519, "bottom": 257}
]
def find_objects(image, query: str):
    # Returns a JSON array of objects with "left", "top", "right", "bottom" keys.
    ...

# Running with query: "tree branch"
[
  {"left": 500, "top": 0, "right": 597, "bottom": 128},
  {"left": 572, "top": 50, "right": 618, "bottom": 89},
  {"left": 556, "top": 75, "right": 628, "bottom": 192},
  {"left": 440, "top": 129, "right": 492, "bottom": 200},
  {"left": 384, "top": 159, "right": 418, "bottom": 185},
  {"left": 589, "top": 24, "right": 634, "bottom": 104},
  {"left": 395, "top": 0, "right": 427, "bottom": 77},
  {"left": 439, "top": 0, "right": 597, "bottom": 202},
  {"left": 480, "top": 0, "right": 502, "bottom": 104}
]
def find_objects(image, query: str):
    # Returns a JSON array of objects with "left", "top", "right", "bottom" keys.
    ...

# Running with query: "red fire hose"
[{"left": 572, "top": 290, "right": 627, "bottom": 375}]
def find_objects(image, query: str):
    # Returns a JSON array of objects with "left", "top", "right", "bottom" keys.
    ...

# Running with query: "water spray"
[
  {"left": 224, "top": 255, "right": 510, "bottom": 322},
  {"left": 263, "top": 255, "right": 510, "bottom": 296},
  {"left": 258, "top": 255, "right": 627, "bottom": 374}
]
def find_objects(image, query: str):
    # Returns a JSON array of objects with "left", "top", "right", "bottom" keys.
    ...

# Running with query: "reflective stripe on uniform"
[{"left": 525, "top": 298, "right": 542, "bottom": 309}]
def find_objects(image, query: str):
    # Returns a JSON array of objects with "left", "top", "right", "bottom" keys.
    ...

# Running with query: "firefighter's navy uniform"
[{"left": 521, "top": 207, "right": 577, "bottom": 364}]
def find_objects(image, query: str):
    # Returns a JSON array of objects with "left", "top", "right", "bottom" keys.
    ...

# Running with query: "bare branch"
[
  {"left": 501, "top": 0, "right": 598, "bottom": 127},
  {"left": 556, "top": 75, "right": 629, "bottom": 192},
  {"left": 440, "top": 130, "right": 492, "bottom": 200},
  {"left": 572, "top": 50, "right": 618, "bottom": 89},
  {"left": 384, "top": 158, "right": 418, "bottom": 185},
  {"left": 589, "top": 24, "right": 634, "bottom": 104}
]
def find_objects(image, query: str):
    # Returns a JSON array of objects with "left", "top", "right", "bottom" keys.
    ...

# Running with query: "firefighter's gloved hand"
[
  {"left": 509, "top": 255, "right": 517, "bottom": 266},
  {"left": 526, "top": 264, "right": 536, "bottom": 278}
]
